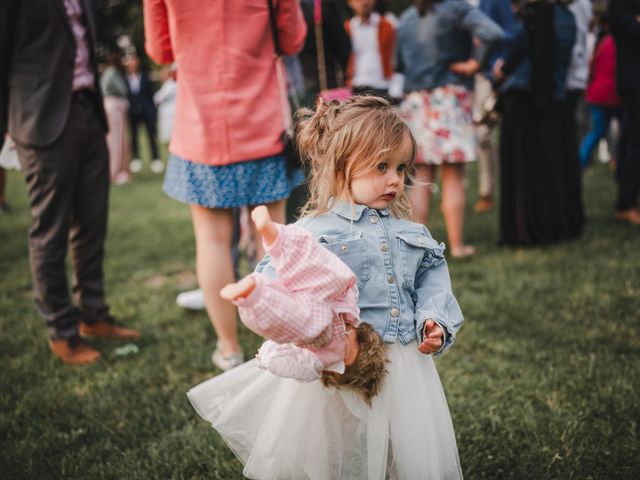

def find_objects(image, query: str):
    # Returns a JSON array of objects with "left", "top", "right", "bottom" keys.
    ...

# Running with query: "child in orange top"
[{"left": 344, "top": 0, "right": 396, "bottom": 96}]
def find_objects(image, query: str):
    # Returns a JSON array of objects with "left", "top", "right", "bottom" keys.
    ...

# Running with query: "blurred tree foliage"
[{"left": 94, "top": 0, "right": 144, "bottom": 60}]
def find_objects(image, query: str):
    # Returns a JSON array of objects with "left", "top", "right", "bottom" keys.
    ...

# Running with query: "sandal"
[{"left": 211, "top": 343, "right": 245, "bottom": 371}]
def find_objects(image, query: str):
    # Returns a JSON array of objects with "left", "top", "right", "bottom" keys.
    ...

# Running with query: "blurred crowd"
[
  {"left": 1, "top": 0, "right": 639, "bottom": 366},
  {"left": 99, "top": 51, "right": 176, "bottom": 184}
]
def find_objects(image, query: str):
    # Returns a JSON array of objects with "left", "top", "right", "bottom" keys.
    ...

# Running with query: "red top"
[{"left": 586, "top": 35, "right": 620, "bottom": 107}]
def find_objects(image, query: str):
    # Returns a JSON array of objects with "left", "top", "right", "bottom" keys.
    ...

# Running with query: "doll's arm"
[
  {"left": 257, "top": 340, "right": 323, "bottom": 382},
  {"left": 232, "top": 274, "right": 336, "bottom": 346}
]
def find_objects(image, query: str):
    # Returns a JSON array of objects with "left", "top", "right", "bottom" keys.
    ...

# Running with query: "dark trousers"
[
  {"left": 129, "top": 109, "right": 159, "bottom": 160},
  {"left": 616, "top": 92, "right": 640, "bottom": 211},
  {"left": 16, "top": 93, "right": 110, "bottom": 339}
]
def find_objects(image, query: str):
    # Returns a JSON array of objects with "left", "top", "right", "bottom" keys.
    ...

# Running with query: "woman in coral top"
[
  {"left": 579, "top": 14, "right": 621, "bottom": 170},
  {"left": 143, "top": 0, "right": 307, "bottom": 370}
]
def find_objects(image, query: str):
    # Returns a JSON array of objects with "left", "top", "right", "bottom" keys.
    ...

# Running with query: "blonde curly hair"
[
  {"left": 321, "top": 322, "right": 388, "bottom": 406},
  {"left": 294, "top": 96, "right": 417, "bottom": 221}
]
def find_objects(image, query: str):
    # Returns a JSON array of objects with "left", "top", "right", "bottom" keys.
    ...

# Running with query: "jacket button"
[
  {"left": 387, "top": 275, "right": 395, "bottom": 284},
  {"left": 390, "top": 308, "right": 400, "bottom": 317},
  {"left": 341, "top": 244, "right": 348, "bottom": 252},
  {"left": 370, "top": 215, "right": 379, "bottom": 223},
  {"left": 381, "top": 243, "right": 389, "bottom": 252}
]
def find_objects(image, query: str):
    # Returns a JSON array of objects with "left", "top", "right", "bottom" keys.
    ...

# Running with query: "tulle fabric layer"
[{"left": 187, "top": 343, "right": 463, "bottom": 480}]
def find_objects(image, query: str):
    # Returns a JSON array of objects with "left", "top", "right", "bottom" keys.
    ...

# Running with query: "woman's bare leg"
[
  {"left": 191, "top": 205, "right": 241, "bottom": 355},
  {"left": 441, "top": 163, "right": 475, "bottom": 257},
  {"left": 409, "top": 164, "right": 436, "bottom": 226}
]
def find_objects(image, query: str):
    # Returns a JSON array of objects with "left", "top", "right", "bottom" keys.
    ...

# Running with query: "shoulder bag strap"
[{"left": 267, "top": 0, "right": 292, "bottom": 135}]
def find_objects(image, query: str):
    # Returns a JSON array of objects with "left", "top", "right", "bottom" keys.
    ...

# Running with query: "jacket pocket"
[
  {"left": 396, "top": 232, "right": 444, "bottom": 288},
  {"left": 318, "top": 232, "right": 370, "bottom": 290},
  {"left": 9, "top": 73, "right": 39, "bottom": 91}
]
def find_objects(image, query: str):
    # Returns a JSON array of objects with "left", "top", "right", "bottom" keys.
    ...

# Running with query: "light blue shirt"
[{"left": 256, "top": 200, "right": 463, "bottom": 354}]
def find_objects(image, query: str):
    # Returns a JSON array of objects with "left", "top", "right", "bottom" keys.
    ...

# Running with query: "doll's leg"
[{"left": 251, "top": 205, "right": 279, "bottom": 248}]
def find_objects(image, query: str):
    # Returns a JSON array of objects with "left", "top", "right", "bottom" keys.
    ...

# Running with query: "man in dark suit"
[
  {"left": 0, "top": 0, "right": 140, "bottom": 364},
  {"left": 124, "top": 53, "right": 161, "bottom": 173}
]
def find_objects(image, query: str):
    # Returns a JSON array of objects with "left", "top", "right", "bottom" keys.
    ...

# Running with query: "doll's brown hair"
[{"left": 321, "top": 322, "right": 388, "bottom": 406}]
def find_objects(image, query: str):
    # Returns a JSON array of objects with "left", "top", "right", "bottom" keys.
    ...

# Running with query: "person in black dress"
[{"left": 494, "top": 0, "right": 583, "bottom": 246}]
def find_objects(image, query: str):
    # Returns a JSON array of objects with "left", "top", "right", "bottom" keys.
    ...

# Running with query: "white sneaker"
[
  {"left": 211, "top": 343, "right": 245, "bottom": 371},
  {"left": 176, "top": 289, "right": 206, "bottom": 310},
  {"left": 150, "top": 159, "right": 165, "bottom": 173},
  {"left": 130, "top": 158, "right": 143, "bottom": 173},
  {"left": 598, "top": 139, "right": 611, "bottom": 163}
]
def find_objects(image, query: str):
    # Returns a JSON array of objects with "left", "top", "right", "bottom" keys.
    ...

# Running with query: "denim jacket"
[
  {"left": 500, "top": 3, "right": 576, "bottom": 99},
  {"left": 256, "top": 201, "right": 463, "bottom": 354},
  {"left": 395, "top": 0, "right": 504, "bottom": 92}
]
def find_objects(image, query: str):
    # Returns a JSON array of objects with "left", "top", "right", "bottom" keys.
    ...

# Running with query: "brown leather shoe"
[
  {"left": 614, "top": 208, "right": 640, "bottom": 225},
  {"left": 49, "top": 336, "right": 102, "bottom": 365},
  {"left": 474, "top": 196, "right": 494, "bottom": 213},
  {"left": 80, "top": 317, "right": 141, "bottom": 340}
]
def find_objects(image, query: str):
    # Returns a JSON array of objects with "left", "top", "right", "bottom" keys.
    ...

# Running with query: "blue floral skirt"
[{"left": 163, "top": 154, "right": 303, "bottom": 209}]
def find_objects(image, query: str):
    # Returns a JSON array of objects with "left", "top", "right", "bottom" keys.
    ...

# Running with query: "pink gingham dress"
[{"left": 232, "top": 224, "right": 360, "bottom": 382}]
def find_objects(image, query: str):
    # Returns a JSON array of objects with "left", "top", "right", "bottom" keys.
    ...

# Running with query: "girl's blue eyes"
[{"left": 376, "top": 163, "right": 407, "bottom": 174}]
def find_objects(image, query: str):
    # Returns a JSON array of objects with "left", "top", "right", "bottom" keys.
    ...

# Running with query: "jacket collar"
[{"left": 330, "top": 199, "right": 390, "bottom": 221}]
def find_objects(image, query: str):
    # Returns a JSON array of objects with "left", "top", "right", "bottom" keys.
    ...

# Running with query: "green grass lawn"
[{"left": 0, "top": 162, "right": 638, "bottom": 479}]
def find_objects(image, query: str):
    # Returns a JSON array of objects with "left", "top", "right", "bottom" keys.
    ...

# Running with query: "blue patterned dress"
[{"left": 163, "top": 154, "right": 303, "bottom": 208}]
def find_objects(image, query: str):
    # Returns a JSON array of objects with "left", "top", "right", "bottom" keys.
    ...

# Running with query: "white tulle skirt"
[{"left": 188, "top": 343, "right": 462, "bottom": 479}]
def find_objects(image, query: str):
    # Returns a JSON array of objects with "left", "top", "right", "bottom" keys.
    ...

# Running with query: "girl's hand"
[
  {"left": 418, "top": 320, "right": 444, "bottom": 354},
  {"left": 449, "top": 59, "right": 480, "bottom": 77}
]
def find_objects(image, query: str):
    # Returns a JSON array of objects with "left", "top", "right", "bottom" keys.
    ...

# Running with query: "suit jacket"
[
  {"left": 127, "top": 71, "right": 157, "bottom": 118},
  {"left": 0, "top": 0, "right": 107, "bottom": 149}
]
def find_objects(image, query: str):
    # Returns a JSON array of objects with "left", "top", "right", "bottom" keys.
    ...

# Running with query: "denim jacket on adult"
[
  {"left": 256, "top": 201, "right": 464, "bottom": 354},
  {"left": 479, "top": 0, "right": 518, "bottom": 77},
  {"left": 500, "top": 3, "right": 576, "bottom": 99},
  {"left": 395, "top": 0, "right": 504, "bottom": 92}
]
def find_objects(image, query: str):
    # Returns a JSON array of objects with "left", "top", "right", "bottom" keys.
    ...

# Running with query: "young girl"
[{"left": 188, "top": 96, "right": 464, "bottom": 479}]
